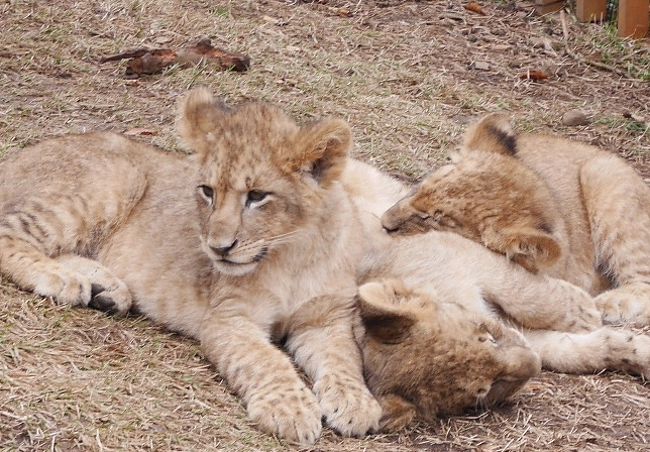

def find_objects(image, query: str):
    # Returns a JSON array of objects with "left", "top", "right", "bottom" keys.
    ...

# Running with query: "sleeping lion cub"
[{"left": 382, "top": 113, "right": 650, "bottom": 326}]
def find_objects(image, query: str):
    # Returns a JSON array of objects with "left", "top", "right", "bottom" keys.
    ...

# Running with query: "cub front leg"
[
  {"left": 480, "top": 267, "right": 601, "bottom": 333},
  {"left": 200, "top": 307, "right": 322, "bottom": 445},
  {"left": 287, "top": 295, "right": 382, "bottom": 437},
  {"left": 581, "top": 153, "right": 650, "bottom": 327},
  {"left": 439, "top": 234, "right": 600, "bottom": 333},
  {"left": 525, "top": 327, "right": 650, "bottom": 378},
  {"left": 0, "top": 237, "right": 92, "bottom": 307}
]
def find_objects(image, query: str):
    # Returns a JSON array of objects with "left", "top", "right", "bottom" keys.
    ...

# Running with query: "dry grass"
[{"left": 1, "top": 0, "right": 649, "bottom": 451}]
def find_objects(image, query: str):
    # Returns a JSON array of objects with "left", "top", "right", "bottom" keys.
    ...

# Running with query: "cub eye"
[
  {"left": 247, "top": 190, "right": 268, "bottom": 204},
  {"left": 417, "top": 212, "right": 431, "bottom": 220},
  {"left": 478, "top": 334, "right": 497, "bottom": 345},
  {"left": 198, "top": 185, "right": 214, "bottom": 201}
]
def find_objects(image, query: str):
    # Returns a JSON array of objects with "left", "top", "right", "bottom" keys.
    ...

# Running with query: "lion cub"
[
  {"left": 355, "top": 278, "right": 541, "bottom": 432},
  {"left": 352, "top": 277, "right": 650, "bottom": 431},
  {"left": 0, "top": 88, "right": 381, "bottom": 444},
  {"left": 381, "top": 114, "right": 650, "bottom": 326}
]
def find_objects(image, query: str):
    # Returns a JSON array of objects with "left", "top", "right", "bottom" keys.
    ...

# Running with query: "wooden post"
[
  {"left": 576, "top": 0, "right": 607, "bottom": 22},
  {"left": 618, "top": 0, "right": 649, "bottom": 39}
]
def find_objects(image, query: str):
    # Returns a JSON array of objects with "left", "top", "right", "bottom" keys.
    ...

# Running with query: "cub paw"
[
  {"left": 596, "top": 288, "right": 650, "bottom": 327},
  {"left": 34, "top": 271, "right": 92, "bottom": 307},
  {"left": 378, "top": 394, "right": 417, "bottom": 433},
  {"left": 314, "top": 375, "right": 382, "bottom": 437},
  {"left": 247, "top": 385, "right": 322, "bottom": 445},
  {"left": 89, "top": 283, "right": 132, "bottom": 315},
  {"left": 624, "top": 335, "right": 650, "bottom": 379}
]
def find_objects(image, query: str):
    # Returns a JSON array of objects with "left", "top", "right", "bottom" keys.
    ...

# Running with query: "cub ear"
[
  {"left": 289, "top": 118, "right": 352, "bottom": 187},
  {"left": 176, "top": 87, "right": 231, "bottom": 156},
  {"left": 499, "top": 227, "right": 562, "bottom": 273},
  {"left": 358, "top": 280, "right": 415, "bottom": 344},
  {"left": 463, "top": 113, "right": 517, "bottom": 156}
]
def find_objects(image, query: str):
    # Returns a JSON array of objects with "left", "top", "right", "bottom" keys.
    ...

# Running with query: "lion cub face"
[
  {"left": 177, "top": 88, "right": 351, "bottom": 276},
  {"left": 381, "top": 114, "right": 561, "bottom": 273},
  {"left": 355, "top": 279, "right": 540, "bottom": 431}
]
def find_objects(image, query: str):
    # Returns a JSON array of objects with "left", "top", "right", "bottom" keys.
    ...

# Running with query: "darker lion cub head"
[
  {"left": 177, "top": 88, "right": 351, "bottom": 276},
  {"left": 355, "top": 279, "right": 541, "bottom": 432},
  {"left": 381, "top": 113, "right": 561, "bottom": 273}
]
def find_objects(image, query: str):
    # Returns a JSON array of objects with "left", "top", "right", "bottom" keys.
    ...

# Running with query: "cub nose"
[
  {"left": 210, "top": 239, "right": 238, "bottom": 257},
  {"left": 381, "top": 219, "right": 399, "bottom": 234}
]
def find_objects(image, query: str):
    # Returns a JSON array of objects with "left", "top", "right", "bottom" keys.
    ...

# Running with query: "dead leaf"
[
  {"left": 464, "top": 2, "right": 486, "bottom": 15},
  {"left": 175, "top": 38, "right": 251, "bottom": 72},
  {"left": 124, "top": 128, "right": 158, "bottom": 136},
  {"left": 337, "top": 7, "right": 352, "bottom": 17},
  {"left": 100, "top": 38, "right": 250, "bottom": 77},
  {"left": 623, "top": 112, "right": 646, "bottom": 123},
  {"left": 519, "top": 70, "right": 549, "bottom": 81},
  {"left": 127, "top": 49, "right": 177, "bottom": 76}
]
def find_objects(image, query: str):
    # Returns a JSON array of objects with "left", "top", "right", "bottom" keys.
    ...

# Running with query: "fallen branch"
[{"left": 100, "top": 38, "right": 250, "bottom": 77}]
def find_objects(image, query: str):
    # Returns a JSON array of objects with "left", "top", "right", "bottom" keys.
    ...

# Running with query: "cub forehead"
[{"left": 203, "top": 103, "right": 298, "bottom": 159}]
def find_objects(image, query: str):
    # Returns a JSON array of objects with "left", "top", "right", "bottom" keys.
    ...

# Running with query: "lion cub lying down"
[{"left": 382, "top": 113, "right": 650, "bottom": 326}]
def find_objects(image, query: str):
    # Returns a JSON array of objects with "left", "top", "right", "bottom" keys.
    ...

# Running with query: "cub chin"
[{"left": 353, "top": 279, "right": 541, "bottom": 432}]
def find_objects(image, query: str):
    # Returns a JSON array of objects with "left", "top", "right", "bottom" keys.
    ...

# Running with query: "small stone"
[
  {"left": 562, "top": 110, "right": 590, "bottom": 126},
  {"left": 471, "top": 61, "right": 491, "bottom": 71}
]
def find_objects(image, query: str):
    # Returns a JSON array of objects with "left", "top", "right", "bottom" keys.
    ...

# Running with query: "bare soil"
[{"left": 1, "top": 1, "right": 649, "bottom": 451}]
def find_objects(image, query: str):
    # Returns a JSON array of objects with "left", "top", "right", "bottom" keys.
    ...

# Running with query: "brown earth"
[{"left": 1, "top": 1, "right": 649, "bottom": 451}]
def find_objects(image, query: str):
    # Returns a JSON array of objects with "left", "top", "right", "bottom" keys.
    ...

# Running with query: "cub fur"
[
  {"left": 338, "top": 159, "right": 650, "bottom": 430},
  {"left": 2, "top": 90, "right": 646, "bottom": 440},
  {"left": 0, "top": 89, "right": 382, "bottom": 444},
  {"left": 382, "top": 113, "right": 650, "bottom": 326},
  {"left": 354, "top": 277, "right": 650, "bottom": 431}
]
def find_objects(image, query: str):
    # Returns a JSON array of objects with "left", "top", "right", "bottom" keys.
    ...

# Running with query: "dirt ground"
[{"left": 1, "top": 1, "right": 649, "bottom": 451}]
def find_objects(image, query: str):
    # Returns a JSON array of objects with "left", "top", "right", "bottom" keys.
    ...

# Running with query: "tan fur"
[
  {"left": 338, "top": 160, "right": 650, "bottom": 430},
  {"left": 353, "top": 275, "right": 650, "bottom": 431},
  {"left": 0, "top": 89, "right": 382, "bottom": 445},
  {"left": 382, "top": 113, "right": 650, "bottom": 325},
  {"left": 4, "top": 93, "right": 647, "bottom": 439},
  {"left": 356, "top": 279, "right": 540, "bottom": 430}
]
